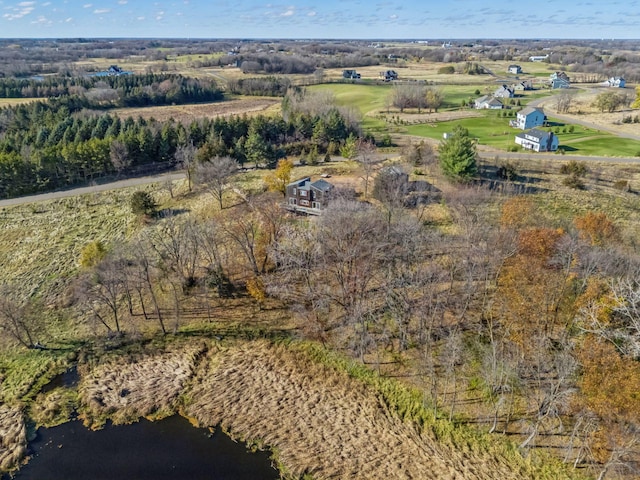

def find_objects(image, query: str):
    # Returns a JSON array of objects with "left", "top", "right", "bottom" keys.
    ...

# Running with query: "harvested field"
[
  {"left": 110, "top": 97, "right": 281, "bottom": 123},
  {"left": 185, "top": 341, "right": 527, "bottom": 480},
  {"left": 0, "top": 405, "right": 26, "bottom": 471},
  {"left": 79, "top": 343, "right": 207, "bottom": 427}
]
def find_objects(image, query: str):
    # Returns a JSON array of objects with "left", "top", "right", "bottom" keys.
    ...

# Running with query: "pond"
[{"left": 7, "top": 416, "right": 278, "bottom": 480}]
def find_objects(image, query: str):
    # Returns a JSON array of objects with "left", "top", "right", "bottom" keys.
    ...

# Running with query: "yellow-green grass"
[
  {"left": 0, "top": 98, "right": 39, "bottom": 107},
  {"left": 167, "top": 53, "right": 225, "bottom": 64},
  {"left": 0, "top": 186, "right": 147, "bottom": 300},
  {"left": 0, "top": 347, "right": 69, "bottom": 404},
  {"left": 308, "top": 83, "right": 494, "bottom": 132}
]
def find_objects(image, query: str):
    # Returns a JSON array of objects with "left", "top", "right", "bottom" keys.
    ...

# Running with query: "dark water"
[
  {"left": 40, "top": 367, "right": 79, "bottom": 394},
  {"left": 8, "top": 416, "right": 278, "bottom": 480}
]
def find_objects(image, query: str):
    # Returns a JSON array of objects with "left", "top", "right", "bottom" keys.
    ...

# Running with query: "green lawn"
[
  {"left": 406, "top": 111, "right": 640, "bottom": 156},
  {"left": 560, "top": 137, "right": 640, "bottom": 157},
  {"left": 308, "top": 83, "right": 490, "bottom": 130},
  {"left": 407, "top": 111, "right": 518, "bottom": 149}
]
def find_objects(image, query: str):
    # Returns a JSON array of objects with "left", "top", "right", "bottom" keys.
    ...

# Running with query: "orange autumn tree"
[
  {"left": 500, "top": 196, "right": 538, "bottom": 230},
  {"left": 574, "top": 211, "right": 619, "bottom": 246},
  {"left": 577, "top": 335, "right": 640, "bottom": 476},
  {"left": 494, "top": 227, "right": 572, "bottom": 350}
]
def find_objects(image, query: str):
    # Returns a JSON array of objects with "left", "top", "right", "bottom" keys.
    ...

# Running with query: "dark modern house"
[{"left": 285, "top": 177, "right": 335, "bottom": 215}]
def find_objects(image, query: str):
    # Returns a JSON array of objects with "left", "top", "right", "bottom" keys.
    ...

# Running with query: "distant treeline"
[
  {"left": 0, "top": 98, "right": 357, "bottom": 199},
  {"left": 0, "top": 74, "right": 223, "bottom": 108},
  {"left": 226, "top": 76, "right": 291, "bottom": 96}
]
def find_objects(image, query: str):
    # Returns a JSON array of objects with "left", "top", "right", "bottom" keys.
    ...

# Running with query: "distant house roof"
[
  {"left": 474, "top": 95, "right": 503, "bottom": 108},
  {"left": 518, "top": 106, "right": 543, "bottom": 117},
  {"left": 494, "top": 84, "right": 514, "bottom": 97}
]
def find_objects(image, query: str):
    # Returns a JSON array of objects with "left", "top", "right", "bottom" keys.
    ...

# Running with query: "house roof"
[
  {"left": 310, "top": 179, "right": 334, "bottom": 192},
  {"left": 475, "top": 95, "right": 502, "bottom": 106},
  {"left": 518, "top": 106, "right": 543, "bottom": 117},
  {"left": 287, "top": 176, "right": 334, "bottom": 192},
  {"left": 516, "top": 129, "right": 551, "bottom": 141}
]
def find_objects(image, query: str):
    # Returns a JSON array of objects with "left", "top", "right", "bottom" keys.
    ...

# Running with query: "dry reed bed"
[
  {"left": 79, "top": 343, "right": 206, "bottom": 426},
  {"left": 0, "top": 404, "right": 26, "bottom": 471},
  {"left": 185, "top": 341, "right": 523, "bottom": 480}
]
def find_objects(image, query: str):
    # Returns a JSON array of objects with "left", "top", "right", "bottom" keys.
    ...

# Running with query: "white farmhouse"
[
  {"left": 604, "top": 77, "right": 625, "bottom": 88},
  {"left": 494, "top": 84, "right": 515, "bottom": 98},
  {"left": 474, "top": 95, "right": 503, "bottom": 109},
  {"left": 515, "top": 129, "right": 559, "bottom": 152},
  {"left": 513, "top": 106, "right": 546, "bottom": 130}
]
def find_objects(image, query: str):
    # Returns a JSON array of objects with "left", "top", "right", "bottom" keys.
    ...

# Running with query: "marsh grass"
[
  {"left": 0, "top": 348, "right": 68, "bottom": 404},
  {"left": 0, "top": 405, "right": 26, "bottom": 472}
]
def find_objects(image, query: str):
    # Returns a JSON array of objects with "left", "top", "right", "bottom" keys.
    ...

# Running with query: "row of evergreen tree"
[
  {"left": 0, "top": 98, "right": 357, "bottom": 199},
  {"left": 0, "top": 73, "right": 223, "bottom": 108}
]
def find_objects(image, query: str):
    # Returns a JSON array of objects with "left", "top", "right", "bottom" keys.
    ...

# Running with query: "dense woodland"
[
  {"left": 0, "top": 73, "right": 223, "bottom": 105},
  {"left": 0, "top": 88, "right": 358, "bottom": 198}
]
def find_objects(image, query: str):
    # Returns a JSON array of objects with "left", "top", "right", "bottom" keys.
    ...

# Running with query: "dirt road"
[{"left": 0, "top": 172, "right": 186, "bottom": 208}]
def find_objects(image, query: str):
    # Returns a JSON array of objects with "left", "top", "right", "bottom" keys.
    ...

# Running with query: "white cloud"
[
  {"left": 93, "top": 8, "right": 110, "bottom": 14},
  {"left": 65, "top": 16, "right": 73, "bottom": 22},
  {"left": 137, "top": 15, "right": 145, "bottom": 20},
  {"left": 31, "top": 15, "right": 52, "bottom": 25},
  {"left": 83, "top": 3, "right": 92, "bottom": 8},
  {"left": 3, "top": 2, "right": 35, "bottom": 20},
  {"left": 308, "top": 11, "right": 316, "bottom": 16},
  {"left": 281, "top": 9, "right": 294, "bottom": 16},
  {"left": 118, "top": 0, "right": 127, "bottom": 3}
]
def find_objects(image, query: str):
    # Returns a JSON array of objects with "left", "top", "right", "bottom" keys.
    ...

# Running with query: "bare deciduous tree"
[
  {"left": 195, "top": 156, "right": 238, "bottom": 209},
  {"left": 0, "top": 286, "right": 43, "bottom": 348},
  {"left": 356, "top": 139, "right": 379, "bottom": 200},
  {"left": 174, "top": 143, "right": 197, "bottom": 192}
]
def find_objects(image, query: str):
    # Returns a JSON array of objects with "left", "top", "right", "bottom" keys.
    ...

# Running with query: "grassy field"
[
  {"left": 0, "top": 98, "right": 39, "bottom": 107},
  {"left": 110, "top": 96, "right": 281, "bottom": 122}
]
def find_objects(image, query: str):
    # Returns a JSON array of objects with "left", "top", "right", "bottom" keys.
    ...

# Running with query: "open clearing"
[
  {"left": 110, "top": 96, "right": 281, "bottom": 122},
  {"left": 0, "top": 98, "right": 38, "bottom": 107}
]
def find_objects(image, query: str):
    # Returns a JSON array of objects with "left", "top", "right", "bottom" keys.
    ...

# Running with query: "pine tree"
[{"left": 438, "top": 125, "right": 477, "bottom": 182}]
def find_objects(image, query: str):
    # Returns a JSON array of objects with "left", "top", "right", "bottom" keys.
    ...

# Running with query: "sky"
[{"left": 0, "top": 0, "right": 639, "bottom": 39}]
